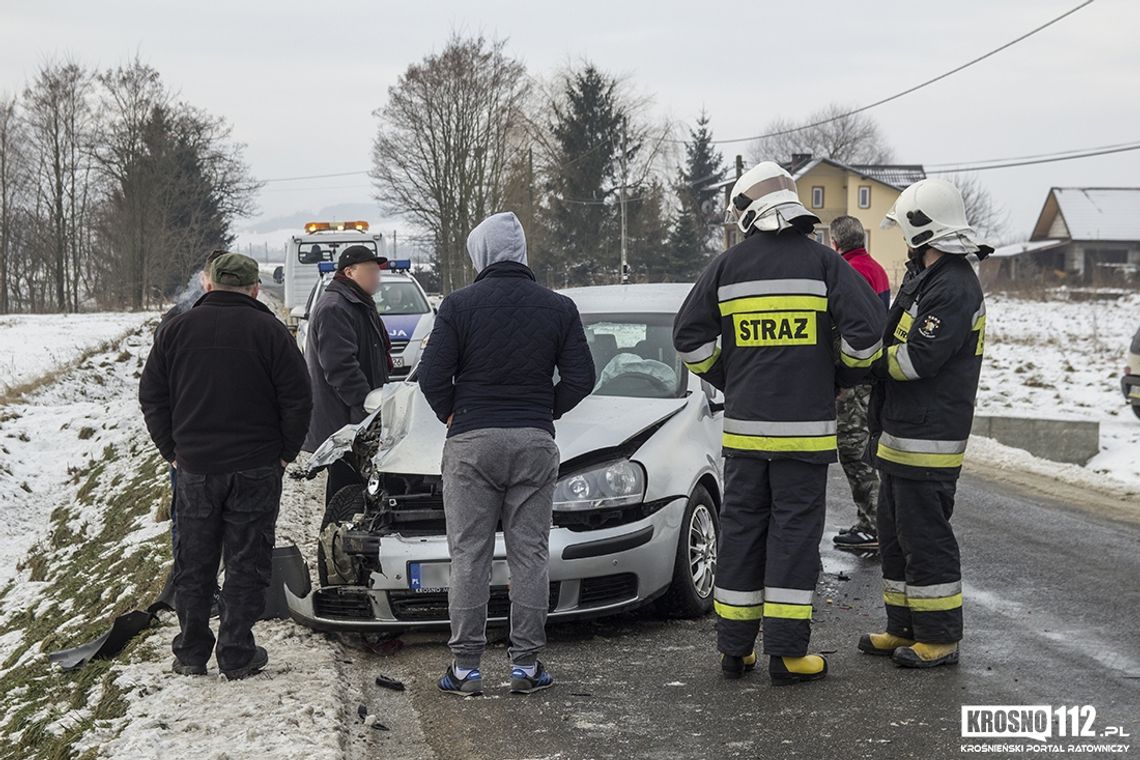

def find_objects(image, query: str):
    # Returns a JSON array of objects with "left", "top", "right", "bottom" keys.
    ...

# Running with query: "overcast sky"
[{"left": 3, "top": 0, "right": 1137, "bottom": 250}]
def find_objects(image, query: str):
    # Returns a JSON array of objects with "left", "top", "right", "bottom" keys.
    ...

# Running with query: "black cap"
[{"left": 336, "top": 245, "right": 387, "bottom": 271}]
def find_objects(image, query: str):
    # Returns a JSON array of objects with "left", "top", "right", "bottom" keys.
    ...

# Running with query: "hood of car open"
[{"left": 370, "top": 382, "right": 689, "bottom": 477}]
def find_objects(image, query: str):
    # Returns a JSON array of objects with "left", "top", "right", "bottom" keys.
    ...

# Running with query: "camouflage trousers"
[{"left": 837, "top": 384, "right": 879, "bottom": 531}]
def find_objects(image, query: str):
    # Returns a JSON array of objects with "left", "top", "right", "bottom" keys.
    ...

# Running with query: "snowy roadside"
[
  {"left": 0, "top": 312, "right": 155, "bottom": 396},
  {"left": 970, "top": 292, "right": 1140, "bottom": 492},
  {"left": 0, "top": 313, "right": 433, "bottom": 759}
]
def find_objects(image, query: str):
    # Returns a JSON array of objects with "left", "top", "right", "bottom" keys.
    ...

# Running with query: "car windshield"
[
  {"left": 581, "top": 313, "right": 685, "bottom": 399},
  {"left": 373, "top": 280, "right": 430, "bottom": 315}
]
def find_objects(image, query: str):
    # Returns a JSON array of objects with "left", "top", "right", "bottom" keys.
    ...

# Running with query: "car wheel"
[
  {"left": 656, "top": 485, "right": 718, "bottom": 619},
  {"left": 317, "top": 485, "right": 366, "bottom": 586}
]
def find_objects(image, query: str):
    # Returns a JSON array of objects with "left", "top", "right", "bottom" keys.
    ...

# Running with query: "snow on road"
[
  {"left": 0, "top": 311, "right": 155, "bottom": 393},
  {"left": 972, "top": 292, "right": 1140, "bottom": 489}
]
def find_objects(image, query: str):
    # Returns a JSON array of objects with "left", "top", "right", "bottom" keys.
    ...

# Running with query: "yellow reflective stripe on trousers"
[
  {"left": 763, "top": 602, "right": 812, "bottom": 620},
  {"left": 714, "top": 600, "right": 763, "bottom": 620},
  {"left": 883, "top": 579, "right": 907, "bottom": 607},
  {"left": 908, "top": 593, "right": 963, "bottom": 612},
  {"left": 719, "top": 295, "right": 828, "bottom": 316}
]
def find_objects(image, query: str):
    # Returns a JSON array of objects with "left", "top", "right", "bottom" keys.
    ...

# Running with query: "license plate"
[
  {"left": 409, "top": 560, "right": 510, "bottom": 592},
  {"left": 392, "top": 356, "right": 405, "bottom": 368}
]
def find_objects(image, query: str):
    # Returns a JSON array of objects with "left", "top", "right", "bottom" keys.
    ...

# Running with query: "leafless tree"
[
  {"left": 941, "top": 172, "right": 1009, "bottom": 244},
  {"left": 749, "top": 103, "right": 894, "bottom": 167},
  {"left": 370, "top": 34, "right": 531, "bottom": 293}
]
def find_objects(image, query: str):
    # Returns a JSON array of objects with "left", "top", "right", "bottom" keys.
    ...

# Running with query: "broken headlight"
[{"left": 553, "top": 459, "right": 645, "bottom": 512}]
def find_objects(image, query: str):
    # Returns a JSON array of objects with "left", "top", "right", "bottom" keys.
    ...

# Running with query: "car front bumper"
[{"left": 285, "top": 495, "right": 688, "bottom": 631}]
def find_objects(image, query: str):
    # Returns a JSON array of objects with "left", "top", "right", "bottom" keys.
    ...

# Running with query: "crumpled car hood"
[{"left": 371, "top": 382, "right": 688, "bottom": 476}]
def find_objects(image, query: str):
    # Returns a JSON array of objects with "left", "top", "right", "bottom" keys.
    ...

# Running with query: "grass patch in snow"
[{"left": 0, "top": 440, "right": 172, "bottom": 760}]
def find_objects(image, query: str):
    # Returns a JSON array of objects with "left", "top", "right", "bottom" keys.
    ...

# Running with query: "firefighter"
[
  {"left": 674, "top": 161, "right": 886, "bottom": 685},
  {"left": 859, "top": 178, "right": 991, "bottom": 669}
]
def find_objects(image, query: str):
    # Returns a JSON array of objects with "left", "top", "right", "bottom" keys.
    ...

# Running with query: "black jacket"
[
  {"left": 673, "top": 228, "right": 886, "bottom": 464},
  {"left": 416, "top": 261, "right": 595, "bottom": 438},
  {"left": 303, "top": 276, "right": 392, "bottom": 450},
  {"left": 869, "top": 254, "right": 986, "bottom": 480},
  {"left": 139, "top": 290, "right": 312, "bottom": 474}
]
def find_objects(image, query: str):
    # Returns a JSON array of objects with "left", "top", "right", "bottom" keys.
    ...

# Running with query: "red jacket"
[{"left": 842, "top": 247, "right": 891, "bottom": 309}]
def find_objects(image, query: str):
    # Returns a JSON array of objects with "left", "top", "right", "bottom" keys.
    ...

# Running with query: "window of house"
[
  {"left": 858, "top": 185, "right": 871, "bottom": 209},
  {"left": 811, "top": 186, "right": 824, "bottom": 209},
  {"left": 813, "top": 230, "right": 829, "bottom": 246}
]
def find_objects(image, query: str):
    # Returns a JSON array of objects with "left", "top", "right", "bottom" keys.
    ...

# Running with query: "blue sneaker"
[
  {"left": 438, "top": 664, "right": 483, "bottom": 697},
  {"left": 510, "top": 661, "right": 554, "bottom": 694}
]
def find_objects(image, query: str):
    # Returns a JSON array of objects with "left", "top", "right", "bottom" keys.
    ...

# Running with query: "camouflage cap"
[{"left": 210, "top": 252, "right": 260, "bottom": 287}]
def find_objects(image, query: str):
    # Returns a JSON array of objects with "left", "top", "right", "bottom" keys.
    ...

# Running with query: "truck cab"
[{"left": 283, "top": 220, "right": 384, "bottom": 313}]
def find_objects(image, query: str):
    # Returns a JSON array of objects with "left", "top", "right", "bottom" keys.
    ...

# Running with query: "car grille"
[
  {"left": 388, "top": 583, "right": 560, "bottom": 622},
  {"left": 312, "top": 587, "right": 373, "bottom": 620},
  {"left": 579, "top": 573, "right": 638, "bottom": 608}
]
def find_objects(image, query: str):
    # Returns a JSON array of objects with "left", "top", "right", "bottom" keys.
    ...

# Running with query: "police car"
[{"left": 294, "top": 258, "right": 435, "bottom": 379}]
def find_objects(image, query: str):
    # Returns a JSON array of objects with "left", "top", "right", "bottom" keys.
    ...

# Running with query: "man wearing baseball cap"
[
  {"left": 140, "top": 252, "right": 312, "bottom": 680},
  {"left": 303, "top": 244, "right": 394, "bottom": 515}
]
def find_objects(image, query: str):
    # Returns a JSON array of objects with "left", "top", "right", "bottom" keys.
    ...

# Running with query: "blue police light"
[
  {"left": 384, "top": 259, "right": 412, "bottom": 272},
  {"left": 317, "top": 261, "right": 336, "bottom": 274}
]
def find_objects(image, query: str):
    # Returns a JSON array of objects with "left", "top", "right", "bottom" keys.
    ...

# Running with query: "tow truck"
[{"left": 283, "top": 220, "right": 384, "bottom": 313}]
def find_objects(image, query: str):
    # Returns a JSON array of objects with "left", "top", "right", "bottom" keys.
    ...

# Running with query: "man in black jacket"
[
  {"left": 139, "top": 253, "right": 312, "bottom": 679},
  {"left": 417, "top": 211, "right": 594, "bottom": 697},
  {"left": 303, "top": 245, "right": 392, "bottom": 510}
]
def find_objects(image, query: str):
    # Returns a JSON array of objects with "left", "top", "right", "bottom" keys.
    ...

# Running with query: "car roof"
[{"left": 556, "top": 283, "right": 694, "bottom": 315}]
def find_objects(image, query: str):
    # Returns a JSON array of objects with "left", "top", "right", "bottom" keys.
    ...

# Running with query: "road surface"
[{"left": 339, "top": 467, "right": 1140, "bottom": 759}]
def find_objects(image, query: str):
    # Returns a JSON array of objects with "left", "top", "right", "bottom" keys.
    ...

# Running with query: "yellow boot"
[
  {"left": 893, "top": 641, "right": 959, "bottom": 668},
  {"left": 858, "top": 632, "right": 916, "bottom": 657},
  {"left": 768, "top": 654, "right": 828, "bottom": 686},
  {"left": 720, "top": 650, "right": 757, "bottom": 680}
]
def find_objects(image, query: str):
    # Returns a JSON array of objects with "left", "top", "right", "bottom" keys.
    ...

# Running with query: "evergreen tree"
[{"left": 664, "top": 110, "right": 724, "bottom": 280}]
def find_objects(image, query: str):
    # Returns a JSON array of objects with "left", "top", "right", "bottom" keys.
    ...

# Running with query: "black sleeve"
[
  {"left": 553, "top": 303, "right": 595, "bottom": 419},
  {"left": 886, "top": 282, "right": 976, "bottom": 382},
  {"left": 271, "top": 323, "right": 313, "bottom": 462},
  {"left": 416, "top": 298, "right": 461, "bottom": 424},
  {"left": 138, "top": 330, "right": 175, "bottom": 463},
  {"left": 314, "top": 304, "right": 372, "bottom": 414},
  {"left": 673, "top": 257, "right": 727, "bottom": 391},
  {"left": 827, "top": 253, "right": 887, "bottom": 387}
]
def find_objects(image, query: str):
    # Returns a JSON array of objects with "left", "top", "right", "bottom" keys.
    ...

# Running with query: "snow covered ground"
[
  {"left": 0, "top": 312, "right": 156, "bottom": 394},
  {"left": 970, "top": 291, "right": 1140, "bottom": 490}
]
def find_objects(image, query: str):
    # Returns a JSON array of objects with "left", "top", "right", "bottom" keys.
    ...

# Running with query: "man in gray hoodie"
[{"left": 417, "top": 211, "right": 595, "bottom": 696}]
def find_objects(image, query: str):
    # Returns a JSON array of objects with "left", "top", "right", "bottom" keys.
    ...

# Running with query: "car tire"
[
  {"left": 317, "top": 485, "right": 366, "bottom": 586},
  {"left": 656, "top": 485, "right": 718, "bottom": 619}
]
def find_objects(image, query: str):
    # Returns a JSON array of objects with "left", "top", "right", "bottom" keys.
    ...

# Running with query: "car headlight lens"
[
  {"left": 366, "top": 470, "right": 382, "bottom": 497},
  {"left": 553, "top": 459, "right": 645, "bottom": 511}
]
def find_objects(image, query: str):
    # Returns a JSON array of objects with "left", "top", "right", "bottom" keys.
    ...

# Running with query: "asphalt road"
[{"left": 342, "top": 468, "right": 1140, "bottom": 759}]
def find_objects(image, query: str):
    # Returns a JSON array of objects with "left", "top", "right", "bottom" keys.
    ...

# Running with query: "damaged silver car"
[{"left": 287, "top": 284, "right": 725, "bottom": 632}]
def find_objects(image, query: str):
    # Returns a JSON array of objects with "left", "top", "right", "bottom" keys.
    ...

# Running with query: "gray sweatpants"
[{"left": 441, "top": 426, "right": 560, "bottom": 669}]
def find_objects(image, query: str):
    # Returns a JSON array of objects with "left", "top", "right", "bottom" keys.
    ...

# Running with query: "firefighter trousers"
[
  {"left": 877, "top": 471, "right": 963, "bottom": 643},
  {"left": 714, "top": 456, "right": 827, "bottom": 658}
]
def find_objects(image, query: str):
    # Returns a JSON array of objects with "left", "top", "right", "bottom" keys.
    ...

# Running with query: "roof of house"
[
  {"left": 1030, "top": 187, "right": 1140, "bottom": 242},
  {"left": 988, "top": 239, "right": 1067, "bottom": 259},
  {"left": 710, "top": 156, "right": 926, "bottom": 193}
]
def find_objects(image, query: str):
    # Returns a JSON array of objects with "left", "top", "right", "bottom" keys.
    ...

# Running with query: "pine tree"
[{"left": 663, "top": 110, "right": 724, "bottom": 281}]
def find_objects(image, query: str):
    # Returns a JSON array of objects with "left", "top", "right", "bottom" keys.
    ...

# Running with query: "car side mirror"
[{"left": 708, "top": 400, "right": 725, "bottom": 414}]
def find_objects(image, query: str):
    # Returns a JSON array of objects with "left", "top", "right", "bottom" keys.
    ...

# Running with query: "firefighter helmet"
[
  {"left": 883, "top": 178, "right": 992, "bottom": 256},
  {"left": 725, "top": 161, "right": 819, "bottom": 234}
]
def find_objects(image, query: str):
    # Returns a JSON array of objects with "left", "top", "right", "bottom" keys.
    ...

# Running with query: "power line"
[
  {"left": 926, "top": 139, "right": 1140, "bottom": 168},
  {"left": 692, "top": 0, "right": 1096, "bottom": 146},
  {"left": 261, "top": 170, "right": 370, "bottom": 183},
  {"left": 926, "top": 141, "right": 1140, "bottom": 174}
]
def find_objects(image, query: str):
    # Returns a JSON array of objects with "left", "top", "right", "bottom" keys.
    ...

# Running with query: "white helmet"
[
  {"left": 725, "top": 161, "right": 819, "bottom": 234},
  {"left": 883, "top": 178, "right": 992, "bottom": 256}
]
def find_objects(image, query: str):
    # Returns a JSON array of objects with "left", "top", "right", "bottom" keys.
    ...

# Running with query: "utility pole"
[{"left": 618, "top": 120, "right": 630, "bottom": 284}]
